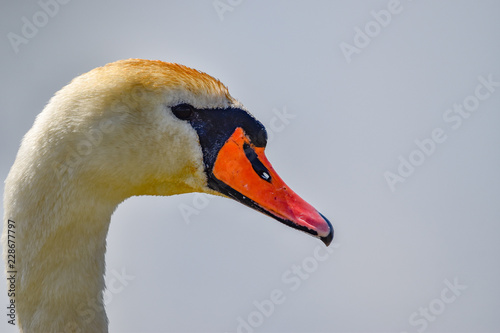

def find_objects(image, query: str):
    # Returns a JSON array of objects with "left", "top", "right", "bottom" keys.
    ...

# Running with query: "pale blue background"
[{"left": 1, "top": 1, "right": 499, "bottom": 332}]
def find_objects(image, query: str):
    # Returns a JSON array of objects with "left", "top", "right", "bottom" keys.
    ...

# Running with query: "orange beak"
[{"left": 210, "top": 127, "right": 333, "bottom": 245}]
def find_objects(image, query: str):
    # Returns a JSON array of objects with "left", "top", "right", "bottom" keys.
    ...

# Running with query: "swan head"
[{"left": 32, "top": 59, "right": 333, "bottom": 245}]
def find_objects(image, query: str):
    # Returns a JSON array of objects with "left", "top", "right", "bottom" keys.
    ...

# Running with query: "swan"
[{"left": 2, "top": 59, "right": 333, "bottom": 332}]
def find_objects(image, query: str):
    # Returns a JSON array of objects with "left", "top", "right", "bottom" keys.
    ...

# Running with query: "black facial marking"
[
  {"left": 243, "top": 142, "right": 272, "bottom": 183},
  {"left": 171, "top": 104, "right": 267, "bottom": 176}
]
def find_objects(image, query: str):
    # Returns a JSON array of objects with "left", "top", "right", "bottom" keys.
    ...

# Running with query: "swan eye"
[{"left": 171, "top": 103, "right": 194, "bottom": 120}]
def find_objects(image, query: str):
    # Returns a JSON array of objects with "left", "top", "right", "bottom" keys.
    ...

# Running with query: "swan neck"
[{"left": 5, "top": 172, "right": 120, "bottom": 332}]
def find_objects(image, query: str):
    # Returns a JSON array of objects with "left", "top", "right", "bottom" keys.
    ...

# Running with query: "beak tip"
[
  {"left": 321, "top": 229, "right": 334, "bottom": 246},
  {"left": 318, "top": 212, "right": 334, "bottom": 246}
]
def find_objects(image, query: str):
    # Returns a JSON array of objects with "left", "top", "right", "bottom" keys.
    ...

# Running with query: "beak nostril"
[{"left": 243, "top": 142, "right": 272, "bottom": 183}]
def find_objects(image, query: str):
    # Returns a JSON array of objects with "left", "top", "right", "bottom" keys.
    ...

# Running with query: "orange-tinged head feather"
[
  {"left": 64, "top": 59, "right": 238, "bottom": 114},
  {"left": 104, "top": 59, "right": 231, "bottom": 95}
]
